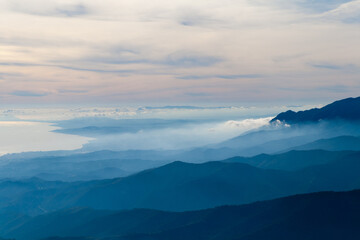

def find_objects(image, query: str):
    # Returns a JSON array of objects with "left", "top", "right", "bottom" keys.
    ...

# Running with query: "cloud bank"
[{"left": 81, "top": 117, "right": 273, "bottom": 151}]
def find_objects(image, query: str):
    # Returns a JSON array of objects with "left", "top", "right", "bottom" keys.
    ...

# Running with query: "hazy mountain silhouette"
[
  {"left": 0, "top": 151, "right": 169, "bottom": 181},
  {"left": 1, "top": 150, "right": 360, "bottom": 215},
  {"left": 225, "top": 149, "right": 354, "bottom": 170},
  {"left": 271, "top": 96, "right": 360, "bottom": 124},
  {"left": 3, "top": 190, "right": 360, "bottom": 240},
  {"left": 289, "top": 135, "right": 360, "bottom": 152}
]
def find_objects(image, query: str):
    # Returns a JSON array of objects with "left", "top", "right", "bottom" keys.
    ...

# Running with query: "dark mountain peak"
[{"left": 271, "top": 96, "right": 360, "bottom": 124}]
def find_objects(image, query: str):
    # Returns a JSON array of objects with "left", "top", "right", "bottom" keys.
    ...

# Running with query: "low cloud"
[{"left": 81, "top": 117, "right": 273, "bottom": 151}]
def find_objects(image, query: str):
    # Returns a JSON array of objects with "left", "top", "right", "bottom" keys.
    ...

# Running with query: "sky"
[{"left": 1, "top": 0, "right": 360, "bottom": 104}]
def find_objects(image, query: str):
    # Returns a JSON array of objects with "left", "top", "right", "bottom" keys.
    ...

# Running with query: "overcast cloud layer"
[{"left": 1, "top": 0, "right": 360, "bottom": 104}]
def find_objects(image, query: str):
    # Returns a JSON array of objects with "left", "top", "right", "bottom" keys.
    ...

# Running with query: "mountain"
[
  {"left": 73, "top": 151, "right": 360, "bottom": 211},
  {"left": 0, "top": 161, "right": 305, "bottom": 214},
  {"left": 225, "top": 150, "right": 354, "bottom": 171},
  {"left": 289, "top": 135, "right": 360, "bottom": 152},
  {"left": 2, "top": 150, "right": 360, "bottom": 215},
  {"left": 212, "top": 120, "right": 360, "bottom": 156},
  {"left": 0, "top": 151, "right": 169, "bottom": 181},
  {"left": 3, "top": 190, "right": 360, "bottom": 240},
  {"left": 72, "top": 161, "right": 303, "bottom": 211},
  {"left": 271, "top": 96, "right": 360, "bottom": 124}
]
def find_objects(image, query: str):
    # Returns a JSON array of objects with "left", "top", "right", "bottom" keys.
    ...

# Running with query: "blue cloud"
[
  {"left": 310, "top": 63, "right": 358, "bottom": 71},
  {"left": 11, "top": 91, "right": 48, "bottom": 97},
  {"left": 177, "top": 75, "right": 209, "bottom": 80},
  {"left": 185, "top": 92, "right": 212, "bottom": 97},
  {"left": 144, "top": 106, "right": 230, "bottom": 110},
  {"left": 165, "top": 52, "right": 221, "bottom": 67},
  {"left": 310, "top": 63, "right": 343, "bottom": 70},
  {"left": 55, "top": 4, "right": 88, "bottom": 17},
  {"left": 81, "top": 48, "right": 221, "bottom": 68},
  {"left": 0, "top": 62, "right": 133, "bottom": 74},
  {"left": 0, "top": 72, "right": 23, "bottom": 79},
  {"left": 314, "top": 85, "right": 352, "bottom": 93},
  {"left": 177, "top": 74, "right": 262, "bottom": 80},
  {"left": 11, "top": 3, "right": 89, "bottom": 18},
  {"left": 83, "top": 47, "right": 147, "bottom": 65},
  {"left": 280, "top": 84, "right": 358, "bottom": 93},
  {"left": 58, "top": 65, "right": 133, "bottom": 74},
  {"left": 297, "top": 0, "right": 353, "bottom": 13},
  {"left": 216, "top": 74, "right": 262, "bottom": 79},
  {"left": 58, "top": 89, "right": 88, "bottom": 94}
]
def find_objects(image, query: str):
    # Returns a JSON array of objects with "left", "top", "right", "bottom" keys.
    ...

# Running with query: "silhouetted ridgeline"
[
  {"left": 271, "top": 96, "right": 360, "bottom": 124},
  {"left": 2, "top": 190, "right": 360, "bottom": 240},
  {"left": 1, "top": 150, "right": 360, "bottom": 216}
]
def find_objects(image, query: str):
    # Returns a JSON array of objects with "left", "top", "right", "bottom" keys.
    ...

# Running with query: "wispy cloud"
[
  {"left": 55, "top": 4, "right": 88, "bottom": 17},
  {"left": 310, "top": 63, "right": 344, "bottom": 70},
  {"left": 11, "top": 91, "right": 49, "bottom": 97},
  {"left": 297, "top": 0, "right": 354, "bottom": 13},
  {"left": 164, "top": 52, "right": 221, "bottom": 67},
  {"left": 185, "top": 92, "right": 212, "bottom": 97},
  {"left": 1, "top": 0, "right": 360, "bottom": 103},
  {"left": 177, "top": 74, "right": 263, "bottom": 80},
  {"left": 58, "top": 89, "right": 88, "bottom": 94},
  {"left": 309, "top": 63, "right": 358, "bottom": 71},
  {"left": 319, "top": 0, "right": 360, "bottom": 23},
  {"left": 9, "top": 1, "right": 90, "bottom": 18}
]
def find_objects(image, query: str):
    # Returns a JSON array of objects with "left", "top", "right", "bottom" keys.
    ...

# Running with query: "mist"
[{"left": 80, "top": 117, "right": 273, "bottom": 151}]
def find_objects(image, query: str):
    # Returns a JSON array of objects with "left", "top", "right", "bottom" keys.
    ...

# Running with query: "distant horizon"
[{"left": 0, "top": 95, "right": 350, "bottom": 108}]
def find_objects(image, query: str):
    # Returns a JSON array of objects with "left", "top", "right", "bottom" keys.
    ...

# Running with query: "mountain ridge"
[
  {"left": 3, "top": 190, "right": 360, "bottom": 240},
  {"left": 271, "top": 96, "right": 360, "bottom": 124}
]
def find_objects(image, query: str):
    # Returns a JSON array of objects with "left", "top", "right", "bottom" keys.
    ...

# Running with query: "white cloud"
[
  {"left": 320, "top": 0, "right": 360, "bottom": 22},
  {"left": 81, "top": 117, "right": 273, "bottom": 151}
]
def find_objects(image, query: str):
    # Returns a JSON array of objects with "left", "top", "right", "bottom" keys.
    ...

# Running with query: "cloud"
[
  {"left": 1, "top": 0, "right": 360, "bottom": 103},
  {"left": 164, "top": 52, "right": 221, "bottom": 67},
  {"left": 177, "top": 74, "right": 262, "bottom": 80},
  {"left": 280, "top": 84, "right": 360, "bottom": 93},
  {"left": 185, "top": 92, "right": 212, "bottom": 97},
  {"left": 54, "top": 4, "right": 88, "bottom": 17},
  {"left": 0, "top": 72, "right": 23, "bottom": 79},
  {"left": 297, "top": 0, "right": 354, "bottom": 13},
  {"left": 143, "top": 106, "right": 231, "bottom": 110},
  {"left": 217, "top": 74, "right": 263, "bottom": 79},
  {"left": 253, "top": 0, "right": 354, "bottom": 13},
  {"left": 8, "top": 1, "right": 89, "bottom": 18},
  {"left": 0, "top": 61, "right": 134, "bottom": 74},
  {"left": 320, "top": 0, "right": 360, "bottom": 23},
  {"left": 11, "top": 91, "right": 49, "bottom": 97},
  {"left": 176, "top": 8, "right": 220, "bottom": 27},
  {"left": 58, "top": 89, "right": 88, "bottom": 94},
  {"left": 314, "top": 85, "right": 353, "bottom": 93},
  {"left": 81, "top": 117, "right": 273, "bottom": 151},
  {"left": 309, "top": 63, "right": 358, "bottom": 71},
  {"left": 310, "top": 63, "right": 344, "bottom": 70}
]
